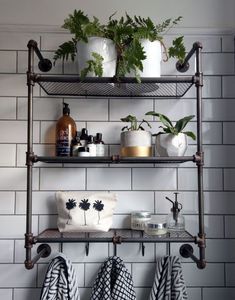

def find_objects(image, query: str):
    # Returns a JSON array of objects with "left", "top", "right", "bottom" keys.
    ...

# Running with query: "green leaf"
[
  {"left": 145, "top": 111, "right": 159, "bottom": 116},
  {"left": 158, "top": 113, "right": 173, "bottom": 128},
  {"left": 183, "top": 131, "right": 196, "bottom": 140},
  {"left": 80, "top": 52, "right": 104, "bottom": 80},
  {"left": 175, "top": 115, "right": 195, "bottom": 133},
  {"left": 168, "top": 36, "right": 186, "bottom": 63},
  {"left": 121, "top": 126, "right": 129, "bottom": 131},
  {"left": 120, "top": 115, "right": 137, "bottom": 123},
  {"left": 162, "top": 127, "right": 175, "bottom": 134},
  {"left": 53, "top": 40, "right": 77, "bottom": 63},
  {"left": 138, "top": 119, "right": 152, "bottom": 130}
]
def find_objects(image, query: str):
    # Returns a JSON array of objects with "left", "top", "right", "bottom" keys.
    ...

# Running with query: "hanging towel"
[
  {"left": 149, "top": 256, "right": 188, "bottom": 300},
  {"left": 90, "top": 256, "right": 136, "bottom": 300},
  {"left": 40, "top": 253, "right": 80, "bottom": 300}
]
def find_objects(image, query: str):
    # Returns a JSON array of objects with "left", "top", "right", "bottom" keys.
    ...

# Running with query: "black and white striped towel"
[
  {"left": 40, "top": 253, "right": 80, "bottom": 300},
  {"left": 149, "top": 256, "right": 188, "bottom": 300},
  {"left": 90, "top": 256, "right": 136, "bottom": 300}
]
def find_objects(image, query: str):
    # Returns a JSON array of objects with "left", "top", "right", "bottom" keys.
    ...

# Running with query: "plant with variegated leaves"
[{"left": 145, "top": 111, "right": 196, "bottom": 140}]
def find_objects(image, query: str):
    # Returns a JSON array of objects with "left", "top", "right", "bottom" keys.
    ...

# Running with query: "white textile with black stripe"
[
  {"left": 40, "top": 253, "right": 80, "bottom": 300},
  {"left": 149, "top": 256, "right": 188, "bottom": 300},
  {"left": 90, "top": 256, "right": 136, "bottom": 300}
]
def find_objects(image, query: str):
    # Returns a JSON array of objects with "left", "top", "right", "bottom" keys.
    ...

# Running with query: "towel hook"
[
  {"left": 112, "top": 232, "right": 122, "bottom": 256},
  {"left": 141, "top": 231, "right": 145, "bottom": 256},
  {"left": 85, "top": 233, "right": 90, "bottom": 256},
  {"left": 85, "top": 242, "right": 89, "bottom": 256}
]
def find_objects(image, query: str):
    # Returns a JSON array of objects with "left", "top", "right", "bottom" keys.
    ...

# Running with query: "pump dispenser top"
[
  {"left": 166, "top": 192, "right": 185, "bottom": 232},
  {"left": 63, "top": 102, "right": 70, "bottom": 115}
]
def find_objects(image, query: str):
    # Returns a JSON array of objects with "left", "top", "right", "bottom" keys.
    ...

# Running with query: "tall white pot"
[
  {"left": 155, "top": 133, "right": 188, "bottom": 157},
  {"left": 120, "top": 131, "right": 152, "bottom": 157},
  {"left": 76, "top": 37, "right": 117, "bottom": 77},
  {"left": 140, "top": 39, "right": 162, "bottom": 77},
  {"left": 126, "top": 39, "right": 162, "bottom": 78}
]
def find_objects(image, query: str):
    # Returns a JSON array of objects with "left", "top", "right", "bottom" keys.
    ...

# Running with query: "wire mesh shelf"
[
  {"left": 34, "top": 228, "right": 196, "bottom": 244},
  {"left": 34, "top": 75, "right": 195, "bottom": 98}
]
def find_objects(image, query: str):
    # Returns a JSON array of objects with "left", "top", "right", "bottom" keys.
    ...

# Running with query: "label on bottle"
[
  {"left": 72, "top": 145, "right": 80, "bottom": 156},
  {"left": 96, "top": 144, "right": 105, "bottom": 156},
  {"left": 80, "top": 139, "right": 88, "bottom": 147},
  {"left": 56, "top": 129, "right": 71, "bottom": 156},
  {"left": 88, "top": 144, "right": 96, "bottom": 156}
]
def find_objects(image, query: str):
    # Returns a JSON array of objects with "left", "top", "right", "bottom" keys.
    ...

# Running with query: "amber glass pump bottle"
[{"left": 56, "top": 103, "right": 77, "bottom": 156}]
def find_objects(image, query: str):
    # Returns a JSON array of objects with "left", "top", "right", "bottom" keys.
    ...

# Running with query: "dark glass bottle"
[
  {"left": 56, "top": 103, "right": 76, "bottom": 156},
  {"left": 71, "top": 131, "right": 81, "bottom": 156},
  {"left": 80, "top": 128, "right": 89, "bottom": 147}
]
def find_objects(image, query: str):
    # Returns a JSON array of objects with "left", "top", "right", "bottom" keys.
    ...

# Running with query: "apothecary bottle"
[
  {"left": 95, "top": 133, "right": 105, "bottom": 156},
  {"left": 56, "top": 103, "right": 76, "bottom": 156}
]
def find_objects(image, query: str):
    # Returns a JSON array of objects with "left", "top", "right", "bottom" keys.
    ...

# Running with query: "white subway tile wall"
[{"left": 0, "top": 30, "right": 234, "bottom": 300}]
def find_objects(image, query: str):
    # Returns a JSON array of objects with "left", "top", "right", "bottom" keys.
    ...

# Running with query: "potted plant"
[
  {"left": 54, "top": 11, "right": 186, "bottom": 81},
  {"left": 54, "top": 10, "right": 117, "bottom": 78},
  {"left": 120, "top": 114, "right": 152, "bottom": 157},
  {"left": 145, "top": 111, "right": 196, "bottom": 156},
  {"left": 106, "top": 14, "right": 186, "bottom": 81}
]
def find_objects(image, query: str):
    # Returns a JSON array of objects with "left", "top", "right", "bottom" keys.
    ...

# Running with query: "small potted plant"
[
  {"left": 120, "top": 114, "right": 152, "bottom": 157},
  {"left": 54, "top": 10, "right": 117, "bottom": 78},
  {"left": 145, "top": 111, "right": 196, "bottom": 156}
]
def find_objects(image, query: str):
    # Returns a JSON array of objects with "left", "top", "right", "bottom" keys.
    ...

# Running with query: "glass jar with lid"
[
  {"left": 131, "top": 211, "right": 151, "bottom": 231},
  {"left": 144, "top": 218, "right": 167, "bottom": 236}
]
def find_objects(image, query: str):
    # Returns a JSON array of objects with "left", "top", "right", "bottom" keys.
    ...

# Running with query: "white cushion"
[{"left": 56, "top": 191, "right": 117, "bottom": 232}]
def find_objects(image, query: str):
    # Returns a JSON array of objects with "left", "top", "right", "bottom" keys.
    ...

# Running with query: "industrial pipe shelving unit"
[{"left": 24, "top": 40, "right": 206, "bottom": 270}]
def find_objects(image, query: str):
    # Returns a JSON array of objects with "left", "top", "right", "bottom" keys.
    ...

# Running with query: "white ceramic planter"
[
  {"left": 140, "top": 39, "right": 162, "bottom": 77},
  {"left": 155, "top": 133, "right": 188, "bottom": 157},
  {"left": 126, "top": 39, "right": 162, "bottom": 78},
  {"left": 120, "top": 131, "right": 152, "bottom": 157},
  {"left": 76, "top": 37, "right": 117, "bottom": 77}
]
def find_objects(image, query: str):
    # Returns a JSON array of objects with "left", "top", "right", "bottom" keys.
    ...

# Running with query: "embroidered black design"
[
  {"left": 93, "top": 200, "right": 104, "bottom": 224},
  {"left": 65, "top": 199, "right": 77, "bottom": 225},
  {"left": 79, "top": 199, "right": 91, "bottom": 225}
]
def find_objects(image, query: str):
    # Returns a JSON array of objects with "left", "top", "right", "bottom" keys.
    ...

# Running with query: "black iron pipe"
[
  {"left": 195, "top": 43, "right": 206, "bottom": 267},
  {"left": 27, "top": 40, "right": 52, "bottom": 72},
  {"left": 25, "top": 42, "right": 34, "bottom": 266},
  {"left": 180, "top": 243, "right": 206, "bottom": 269},
  {"left": 25, "top": 244, "right": 51, "bottom": 269},
  {"left": 33, "top": 155, "right": 195, "bottom": 164},
  {"left": 176, "top": 42, "right": 203, "bottom": 72}
]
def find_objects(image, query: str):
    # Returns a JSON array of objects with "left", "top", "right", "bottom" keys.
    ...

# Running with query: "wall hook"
[
  {"left": 141, "top": 243, "right": 145, "bottom": 256},
  {"left": 141, "top": 232, "right": 145, "bottom": 256},
  {"left": 85, "top": 242, "right": 89, "bottom": 256}
]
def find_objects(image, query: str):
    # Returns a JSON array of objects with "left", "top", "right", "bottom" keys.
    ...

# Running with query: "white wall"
[
  {"left": 0, "top": 0, "right": 235, "bottom": 28},
  {"left": 0, "top": 2, "right": 235, "bottom": 300}
]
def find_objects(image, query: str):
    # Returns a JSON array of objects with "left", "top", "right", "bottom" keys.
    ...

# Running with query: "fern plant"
[
  {"left": 106, "top": 13, "right": 186, "bottom": 81},
  {"left": 145, "top": 111, "right": 196, "bottom": 140},
  {"left": 80, "top": 52, "right": 103, "bottom": 80},
  {"left": 54, "top": 10, "right": 186, "bottom": 80},
  {"left": 133, "top": 15, "right": 186, "bottom": 63},
  {"left": 54, "top": 10, "right": 106, "bottom": 77}
]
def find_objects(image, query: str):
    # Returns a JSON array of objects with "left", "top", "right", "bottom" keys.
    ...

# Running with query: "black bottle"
[
  {"left": 71, "top": 131, "right": 81, "bottom": 156},
  {"left": 80, "top": 128, "right": 89, "bottom": 147}
]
